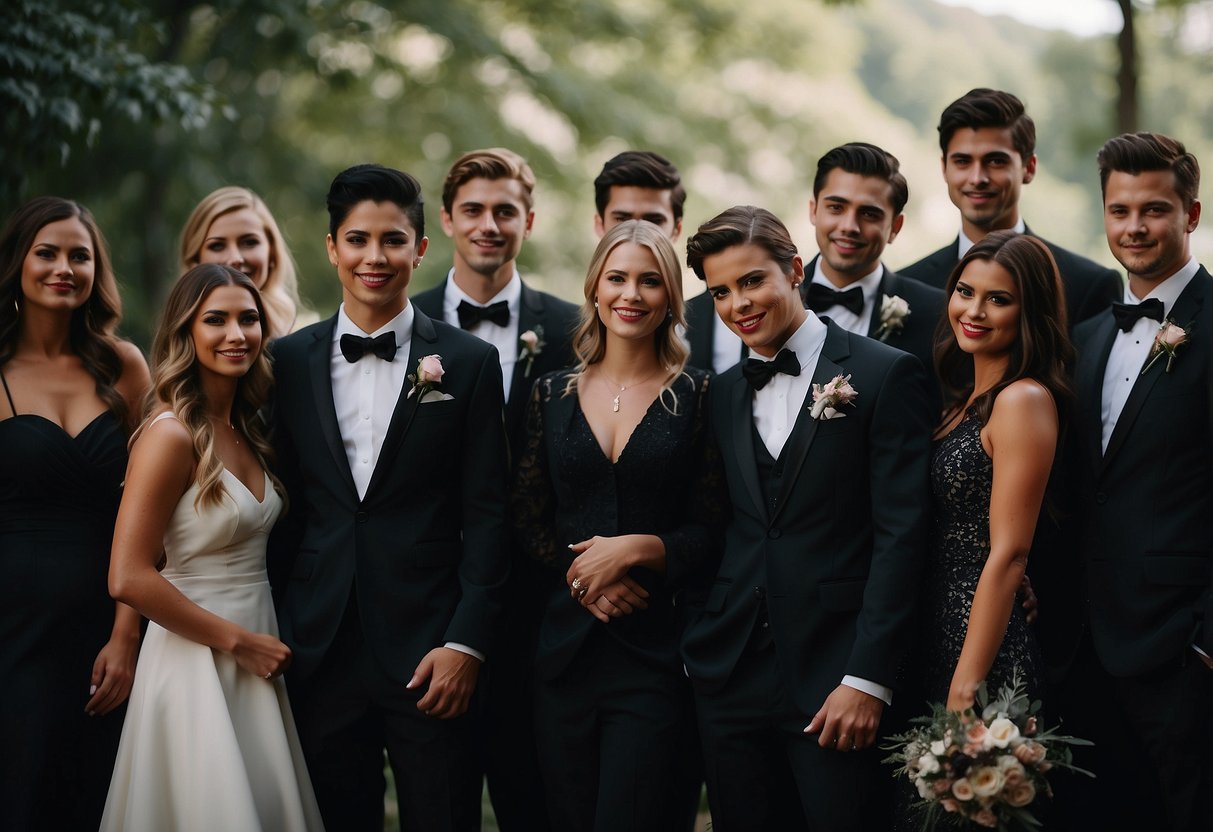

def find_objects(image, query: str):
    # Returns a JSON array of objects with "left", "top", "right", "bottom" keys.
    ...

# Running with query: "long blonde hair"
[
  {"left": 566, "top": 220, "right": 689, "bottom": 407},
  {"left": 179, "top": 186, "right": 306, "bottom": 339},
  {"left": 134, "top": 264, "right": 282, "bottom": 509}
]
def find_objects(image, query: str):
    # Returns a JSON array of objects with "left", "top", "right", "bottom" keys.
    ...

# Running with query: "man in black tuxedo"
[
  {"left": 901, "top": 88, "right": 1121, "bottom": 326},
  {"left": 802, "top": 142, "right": 945, "bottom": 402},
  {"left": 682, "top": 206, "right": 931, "bottom": 831},
  {"left": 1058, "top": 133, "right": 1212, "bottom": 832},
  {"left": 411, "top": 148, "right": 577, "bottom": 832},
  {"left": 270, "top": 165, "right": 510, "bottom": 831}
]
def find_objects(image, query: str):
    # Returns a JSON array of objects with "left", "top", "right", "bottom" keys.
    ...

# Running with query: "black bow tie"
[
  {"left": 340, "top": 331, "right": 398, "bottom": 363},
  {"left": 742, "top": 349, "right": 801, "bottom": 391},
  {"left": 1112, "top": 298, "right": 1165, "bottom": 332},
  {"left": 457, "top": 299, "right": 510, "bottom": 329},
  {"left": 806, "top": 282, "right": 865, "bottom": 316}
]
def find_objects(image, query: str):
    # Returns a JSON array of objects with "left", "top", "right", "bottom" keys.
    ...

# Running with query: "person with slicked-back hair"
[{"left": 0, "top": 196, "right": 149, "bottom": 832}]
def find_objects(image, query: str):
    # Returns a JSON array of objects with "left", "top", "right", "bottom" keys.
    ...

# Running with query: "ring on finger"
[{"left": 571, "top": 577, "right": 584, "bottom": 592}]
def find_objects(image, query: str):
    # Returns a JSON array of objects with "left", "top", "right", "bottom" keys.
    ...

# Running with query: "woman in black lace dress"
[
  {"left": 914, "top": 230, "right": 1073, "bottom": 714},
  {"left": 512, "top": 220, "right": 724, "bottom": 832}
]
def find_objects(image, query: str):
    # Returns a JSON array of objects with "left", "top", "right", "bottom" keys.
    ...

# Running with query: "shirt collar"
[
  {"left": 443, "top": 269, "right": 522, "bottom": 316},
  {"left": 1126, "top": 257, "right": 1200, "bottom": 316},
  {"left": 958, "top": 218, "right": 1026, "bottom": 259},
  {"left": 751, "top": 311, "right": 827, "bottom": 370},
  {"left": 810, "top": 258, "right": 884, "bottom": 301},
  {"left": 334, "top": 301, "right": 414, "bottom": 344}
]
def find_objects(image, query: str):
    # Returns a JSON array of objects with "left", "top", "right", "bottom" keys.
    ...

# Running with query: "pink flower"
[
  {"left": 940, "top": 798, "right": 960, "bottom": 813},
  {"left": 973, "top": 808, "right": 998, "bottom": 828},
  {"left": 951, "top": 778, "right": 975, "bottom": 802},
  {"left": 969, "top": 766, "right": 1005, "bottom": 798},
  {"left": 1024, "top": 716, "right": 1037, "bottom": 737},
  {"left": 418, "top": 354, "right": 444, "bottom": 384},
  {"left": 519, "top": 330, "right": 539, "bottom": 351},
  {"left": 1013, "top": 741, "right": 1047, "bottom": 766},
  {"left": 1158, "top": 321, "right": 1187, "bottom": 348},
  {"left": 932, "top": 779, "right": 952, "bottom": 795},
  {"left": 810, "top": 374, "right": 857, "bottom": 419},
  {"left": 966, "top": 722, "right": 991, "bottom": 750},
  {"left": 1006, "top": 780, "right": 1037, "bottom": 808}
]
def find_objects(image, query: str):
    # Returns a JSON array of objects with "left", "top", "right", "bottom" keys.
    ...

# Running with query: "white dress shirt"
[
  {"left": 441, "top": 270, "right": 521, "bottom": 400},
  {"left": 711, "top": 312, "right": 746, "bottom": 375},
  {"left": 957, "top": 218, "right": 1026, "bottom": 260},
  {"left": 749, "top": 312, "right": 892, "bottom": 705},
  {"left": 1100, "top": 258, "right": 1198, "bottom": 452},
  {"left": 809, "top": 260, "right": 883, "bottom": 335}
]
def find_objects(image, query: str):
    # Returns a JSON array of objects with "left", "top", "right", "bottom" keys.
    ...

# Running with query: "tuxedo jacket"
[
  {"left": 686, "top": 290, "right": 726, "bottom": 372},
  {"left": 802, "top": 257, "right": 945, "bottom": 403},
  {"left": 268, "top": 309, "right": 511, "bottom": 685},
  {"left": 680, "top": 321, "right": 932, "bottom": 715},
  {"left": 412, "top": 278, "right": 580, "bottom": 463},
  {"left": 1071, "top": 266, "right": 1213, "bottom": 677},
  {"left": 901, "top": 226, "right": 1122, "bottom": 326}
]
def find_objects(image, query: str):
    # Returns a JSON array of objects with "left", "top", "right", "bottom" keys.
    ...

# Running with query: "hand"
[
  {"left": 85, "top": 634, "right": 139, "bottom": 716},
  {"left": 408, "top": 647, "right": 480, "bottom": 719},
  {"left": 946, "top": 680, "right": 978, "bottom": 713},
  {"left": 567, "top": 536, "right": 636, "bottom": 602},
  {"left": 231, "top": 630, "right": 292, "bottom": 680},
  {"left": 1018, "top": 573, "right": 1038, "bottom": 626},
  {"left": 582, "top": 576, "right": 651, "bottom": 623},
  {"left": 803, "top": 685, "right": 884, "bottom": 752}
]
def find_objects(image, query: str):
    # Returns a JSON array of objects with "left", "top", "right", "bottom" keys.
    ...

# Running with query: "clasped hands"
[{"left": 566, "top": 535, "right": 651, "bottom": 624}]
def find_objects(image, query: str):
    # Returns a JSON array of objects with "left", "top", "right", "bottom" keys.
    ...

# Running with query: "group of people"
[{"left": 1, "top": 86, "right": 1209, "bottom": 832}]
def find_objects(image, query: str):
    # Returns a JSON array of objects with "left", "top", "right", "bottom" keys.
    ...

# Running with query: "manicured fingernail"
[{"left": 89, "top": 685, "right": 97, "bottom": 695}]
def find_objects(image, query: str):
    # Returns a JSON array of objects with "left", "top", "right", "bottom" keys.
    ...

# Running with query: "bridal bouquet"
[{"left": 884, "top": 669, "right": 1092, "bottom": 831}]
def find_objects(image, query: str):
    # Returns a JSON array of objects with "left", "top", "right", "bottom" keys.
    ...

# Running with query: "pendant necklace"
[{"left": 599, "top": 368, "right": 660, "bottom": 413}]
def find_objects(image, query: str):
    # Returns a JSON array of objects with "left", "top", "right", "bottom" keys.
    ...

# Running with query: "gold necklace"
[{"left": 598, "top": 368, "right": 661, "bottom": 413}]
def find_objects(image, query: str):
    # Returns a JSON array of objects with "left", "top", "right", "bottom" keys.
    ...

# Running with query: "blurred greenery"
[{"left": 7, "top": 0, "right": 1213, "bottom": 347}]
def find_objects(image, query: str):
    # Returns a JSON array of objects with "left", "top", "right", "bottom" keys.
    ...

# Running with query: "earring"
[
  {"left": 413, "top": 260, "right": 421, "bottom": 268},
  {"left": 593, "top": 299, "right": 599, "bottom": 309}
]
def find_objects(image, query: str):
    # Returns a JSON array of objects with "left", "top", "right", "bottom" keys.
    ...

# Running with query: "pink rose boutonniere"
[
  {"left": 809, "top": 373, "right": 857, "bottom": 420},
  {"left": 1141, "top": 319, "right": 1189, "bottom": 375},
  {"left": 407, "top": 354, "right": 447, "bottom": 401},
  {"left": 519, "top": 326, "right": 545, "bottom": 378},
  {"left": 873, "top": 294, "right": 910, "bottom": 342}
]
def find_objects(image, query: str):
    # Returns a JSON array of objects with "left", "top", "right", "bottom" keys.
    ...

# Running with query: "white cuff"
[
  {"left": 841, "top": 675, "right": 893, "bottom": 706},
  {"left": 444, "top": 642, "right": 485, "bottom": 662}
]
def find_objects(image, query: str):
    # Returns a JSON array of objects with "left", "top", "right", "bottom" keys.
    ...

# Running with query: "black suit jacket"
[
  {"left": 680, "top": 321, "right": 932, "bottom": 715},
  {"left": 1071, "top": 266, "right": 1213, "bottom": 677},
  {"left": 412, "top": 278, "right": 580, "bottom": 463},
  {"left": 269, "top": 309, "right": 511, "bottom": 684},
  {"left": 900, "top": 226, "right": 1122, "bottom": 326}
]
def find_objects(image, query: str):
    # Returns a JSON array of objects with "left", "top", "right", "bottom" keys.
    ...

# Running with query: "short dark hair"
[
  {"left": 593, "top": 151, "right": 686, "bottom": 222},
  {"left": 813, "top": 142, "right": 910, "bottom": 216},
  {"left": 326, "top": 164, "right": 425, "bottom": 239},
  {"left": 441, "top": 148, "right": 535, "bottom": 213},
  {"left": 1097, "top": 132, "right": 1200, "bottom": 209},
  {"left": 938, "top": 88, "right": 1036, "bottom": 161},
  {"left": 685, "top": 205, "right": 798, "bottom": 282}
]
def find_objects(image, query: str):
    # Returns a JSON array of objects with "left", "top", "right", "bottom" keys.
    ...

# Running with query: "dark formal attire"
[
  {"left": 269, "top": 303, "right": 510, "bottom": 832},
  {"left": 901, "top": 227, "right": 1121, "bottom": 325},
  {"left": 511, "top": 367, "right": 724, "bottom": 831},
  {"left": 686, "top": 290, "right": 746, "bottom": 374},
  {"left": 1050, "top": 261, "right": 1213, "bottom": 832},
  {"left": 413, "top": 275, "right": 578, "bottom": 832},
  {"left": 0, "top": 377, "right": 127, "bottom": 832},
  {"left": 681, "top": 315, "right": 932, "bottom": 831}
]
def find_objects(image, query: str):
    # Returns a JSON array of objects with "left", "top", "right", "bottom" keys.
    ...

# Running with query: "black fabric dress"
[
  {"left": 511, "top": 367, "right": 726, "bottom": 832},
  {"left": 0, "top": 379, "right": 128, "bottom": 832}
]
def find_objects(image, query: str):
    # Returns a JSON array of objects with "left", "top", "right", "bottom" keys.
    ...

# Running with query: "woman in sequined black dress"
[
  {"left": 914, "top": 230, "right": 1074, "bottom": 713},
  {"left": 511, "top": 220, "right": 725, "bottom": 832}
]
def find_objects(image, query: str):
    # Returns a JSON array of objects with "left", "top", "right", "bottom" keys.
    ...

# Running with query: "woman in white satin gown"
[{"left": 101, "top": 263, "right": 322, "bottom": 832}]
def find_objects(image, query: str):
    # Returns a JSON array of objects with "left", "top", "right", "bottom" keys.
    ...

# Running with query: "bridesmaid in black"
[
  {"left": 512, "top": 220, "right": 725, "bottom": 832},
  {"left": 0, "top": 197, "right": 149, "bottom": 831}
]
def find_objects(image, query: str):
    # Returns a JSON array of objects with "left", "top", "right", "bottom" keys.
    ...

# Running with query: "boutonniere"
[
  {"left": 810, "top": 374, "right": 857, "bottom": 420},
  {"left": 519, "top": 326, "right": 545, "bottom": 378},
  {"left": 1141, "top": 319, "right": 1189, "bottom": 375},
  {"left": 407, "top": 354, "right": 446, "bottom": 400},
  {"left": 873, "top": 294, "right": 910, "bottom": 342}
]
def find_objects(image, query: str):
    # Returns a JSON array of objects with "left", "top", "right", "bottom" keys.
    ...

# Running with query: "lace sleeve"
[
  {"left": 660, "top": 372, "right": 730, "bottom": 587},
  {"left": 509, "top": 376, "right": 562, "bottom": 567}
]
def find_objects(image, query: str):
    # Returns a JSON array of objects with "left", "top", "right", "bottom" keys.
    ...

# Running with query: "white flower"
[
  {"left": 874, "top": 294, "right": 910, "bottom": 342},
  {"left": 969, "top": 766, "right": 1005, "bottom": 798},
  {"left": 917, "top": 753, "right": 940, "bottom": 774},
  {"left": 930, "top": 739, "right": 948, "bottom": 756},
  {"left": 951, "top": 777, "right": 975, "bottom": 801},
  {"left": 915, "top": 777, "right": 933, "bottom": 799},
  {"left": 987, "top": 717, "right": 1020, "bottom": 748}
]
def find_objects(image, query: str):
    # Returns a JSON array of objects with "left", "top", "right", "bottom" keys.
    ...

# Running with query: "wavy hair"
[
  {"left": 0, "top": 196, "right": 130, "bottom": 428},
  {"left": 934, "top": 230, "right": 1074, "bottom": 429},
  {"left": 179, "top": 186, "right": 307, "bottom": 339},
  {"left": 135, "top": 263, "right": 281, "bottom": 509},
  {"left": 566, "top": 220, "right": 689, "bottom": 410}
]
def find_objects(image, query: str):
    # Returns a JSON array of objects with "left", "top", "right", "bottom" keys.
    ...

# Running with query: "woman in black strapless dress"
[{"left": 0, "top": 197, "right": 149, "bottom": 831}]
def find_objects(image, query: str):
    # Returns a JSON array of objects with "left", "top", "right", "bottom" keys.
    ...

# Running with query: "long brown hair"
[
  {"left": 0, "top": 196, "right": 130, "bottom": 429},
  {"left": 934, "top": 230, "right": 1074, "bottom": 428}
]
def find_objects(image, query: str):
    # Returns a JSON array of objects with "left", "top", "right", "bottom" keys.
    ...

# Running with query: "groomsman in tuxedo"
[
  {"left": 902, "top": 88, "right": 1121, "bottom": 325},
  {"left": 1059, "top": 133, "right": 1212, "bottom": 832},
  {"left": 682, "top": 206, "right": 931, "bottom": 831},
  {"left": 592, "top": 150, "right": 745, "bottom": 372},
  {"left": 412, "top": 147, "right": 577, "bottom": 832},
  {"left": 270, "top": 164, "right": 510, "bottom": 831},
  {"left": 803, "top": 142, "right": 945, "bottom": 401}
]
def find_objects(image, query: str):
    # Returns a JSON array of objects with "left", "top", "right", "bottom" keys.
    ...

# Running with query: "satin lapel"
[
  {"left": 308, "top": 316, "right": 358, "bottom": 497},
  {"left": 770, "top": 325, "right": 850, "bottom": 524},
  {"left": 364, "top": 309, "right": 438, "bottom": 497},
  {"left": 1102, "top": 274, "right": 1207, "bottom": 469},
  {"left": 867, "top": 267, "right": 893, "bottom": 338},
  {"left": 509, "top": 282, "right": 543, "bottom": 404},
  {"left": 1076, "top": 314, "right": 1118, "bottom": 474},
  {"left": 729, "top": 372, "right": 767, "bottom": 524}
]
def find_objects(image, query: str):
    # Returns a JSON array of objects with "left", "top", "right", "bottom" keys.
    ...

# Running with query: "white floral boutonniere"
[
  {"left": 810, "top": 374, "right": 857, "bottom": 420},
  {"left": 1141, "top": 319, "right": 1189, "bottom": 375},
  {"left": 519, "top": 326, "right": 545, "bottom": 378},
  {"left": 407, "top": 354, "right": 447, "bottom": 401},
  {"left": 873, "top": 294, "right": 910, "bottom": 342}
]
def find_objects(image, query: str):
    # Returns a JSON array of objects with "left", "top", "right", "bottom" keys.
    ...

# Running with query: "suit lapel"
[
  {"left": 307, "top": 315, "right": 359, "bottom": 497},
  {"left": 509, "top": 282, "right": 543, "bottom": 403},
  {"left": 728, "top": 372, "right": 767, "bottom": 523},
  {"left": 1076, "top": 314, "right": 1118, "bottom": 474},
  {"left": 867, "top": 267, "right": 893, "bottom": 338}
]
